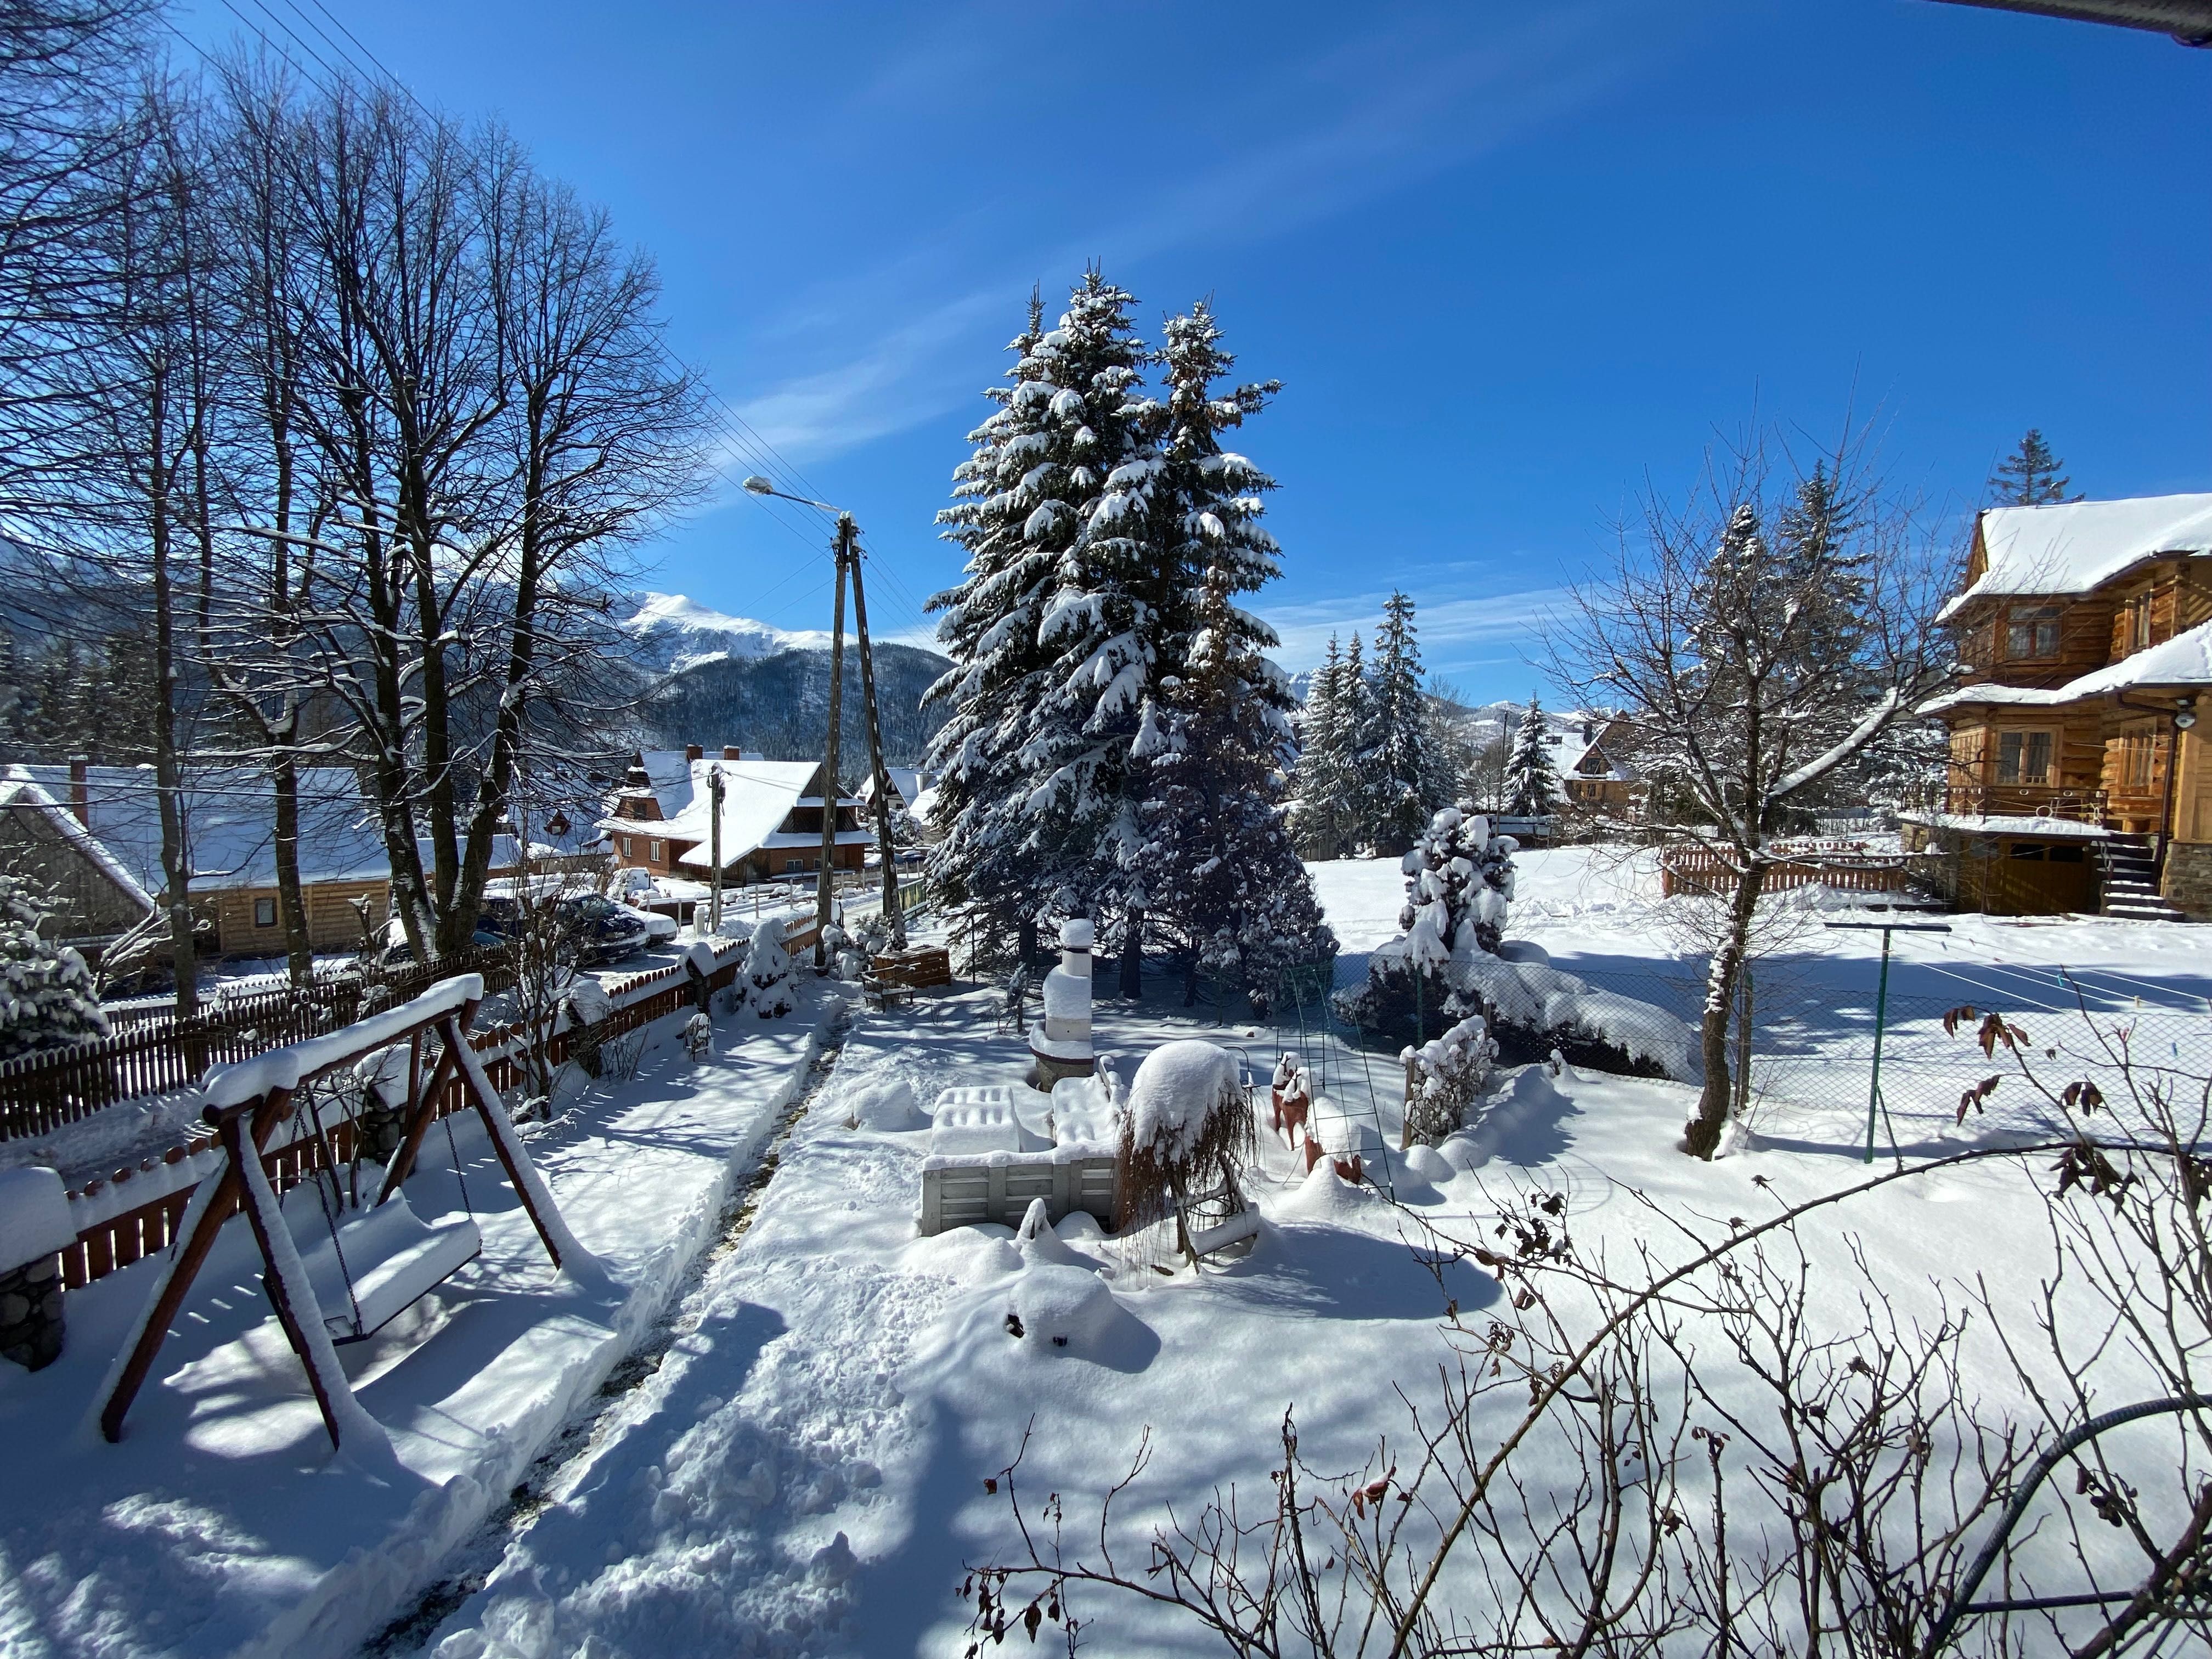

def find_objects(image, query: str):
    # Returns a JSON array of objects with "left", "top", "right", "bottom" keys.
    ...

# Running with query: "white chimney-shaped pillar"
[{"left": 1029, "top": 917, "right": 1097, "bottom": 1089}]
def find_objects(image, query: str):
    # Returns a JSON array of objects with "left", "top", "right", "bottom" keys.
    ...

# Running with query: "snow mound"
[
  {"left": 1124, "top": 1040, "right": 1243, "bottom": 1159},
  {"left": 1004, "top": 1263, "right": 1122, "bottom": 1353},
  {"left": 1399, "top": 1142, "right": 1457, "bottom": 1187},
  {"left": 905, "top": 1226, "right": 1022, "bottom": 1286},
  {"left": 1012, "top": 1198, "right": 1085, "bottom": 1267},
  {"left": 1274, "top": 1160, "right": 1377, "bottom": 1222},
  {"left": 0, "top": 1165, "right": 71, "bottom": 1271},
  {"left": 838, "top": 1075, "right": 924, "bottom": 1132}
]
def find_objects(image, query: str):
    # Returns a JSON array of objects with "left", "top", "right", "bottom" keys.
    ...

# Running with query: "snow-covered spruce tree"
[
  {"left": 998, "top": 269, "right": 1166, "bottom": 947},
  {"left": 0, "top": 874, "right": 108, "bottom": 1059},
  {"left": 922, "top": 290, "right": 1068, "bottom": 964},
  {"left": 1364, "top": 591, "right": 1434, "bottom": 853},
  {"left": 1333, "top": 800, "right": 1514, "bottom": 1043},
  {"left": 744, "top": 917, "right": 794, "bottom": 1020},
  {"left": 1125, "top": 304, "right": 1332, "bottom": 1009},
  {"left": 1988, "top": 427, "right": 2079, "bottom": 506},
  {"left": 1290, "top": 634, "right": 1365, "bottom": 860},
  {"left": 1503, "top": 695, "right": 1565, "bottom": 817},
  {"left": 1334, "top": 629, "right": 1377, "bottom": 845}
]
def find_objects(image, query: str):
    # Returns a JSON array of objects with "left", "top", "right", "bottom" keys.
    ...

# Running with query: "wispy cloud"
[
  {"left": 1260, "top": 585, "right": 1568, "bottom": 674},
  {"left": 721, "top": 3, "right": 1650, "bottom": 467}
]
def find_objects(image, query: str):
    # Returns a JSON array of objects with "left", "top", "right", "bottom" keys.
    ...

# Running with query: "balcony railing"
[{"left": 1941, "top": 785, "right": 2109, "bottom": 825}]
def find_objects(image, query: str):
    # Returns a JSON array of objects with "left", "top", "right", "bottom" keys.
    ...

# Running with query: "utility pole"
[
  {"left": 848, "top": 546, "right": 906, "bottom": 951},
  {"left": 707, "top": 763, "right": 725, "bottom": 935},
  {"left": 813, "top": 515, "right": 852, "bottom": 967}
]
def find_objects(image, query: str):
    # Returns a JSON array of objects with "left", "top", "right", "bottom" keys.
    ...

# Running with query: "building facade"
[{"left": 1905, "top": 494, "right": 2212, "bottom": 919}]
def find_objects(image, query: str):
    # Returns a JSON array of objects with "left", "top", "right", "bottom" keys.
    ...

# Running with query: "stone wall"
[
  {"left": 0, "top": 1254, "right": 63, "bottom": 1370},
  {"left": 2163, "top": 842, "right": 2212, "bottom": 922}
]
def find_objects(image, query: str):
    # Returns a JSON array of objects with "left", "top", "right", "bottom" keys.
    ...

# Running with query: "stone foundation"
[
  {"left": 2163, "top": 842, "right": 2212, "bottom": 922},
  {"left": 0, "top": 1254, "right": 63, "bottom": 1370}
]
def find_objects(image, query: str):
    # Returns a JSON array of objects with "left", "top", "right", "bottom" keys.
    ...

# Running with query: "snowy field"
[{"left": 5, "top": 857, "right": 2208, "bottom": 1656}]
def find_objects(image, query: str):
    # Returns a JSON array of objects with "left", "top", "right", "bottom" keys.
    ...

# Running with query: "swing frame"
[{"left": 99, "top": 977, "right": 579, "bottom": 1447}]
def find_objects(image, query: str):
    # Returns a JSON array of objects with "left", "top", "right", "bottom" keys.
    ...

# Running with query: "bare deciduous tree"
[{"left": 1548, "top": 432, "right": 1953, "bottom": 1158}]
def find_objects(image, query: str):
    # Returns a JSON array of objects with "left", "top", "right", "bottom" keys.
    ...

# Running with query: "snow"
[
  {"left": 927, "top": 1086, "right": 1037, "bottom": 1155},
  {"left": 10, "top": 763, "right": 393, "bottom": 894},
  {"left": 2058, "top": 615, "right": 2212, "bottom": 694},
  {"left": 1, "top": 981, "right": 833, "bottom": 1659},
  {"left": 1939, "top": 492, "right": 2212, "bottom": 618},
  {"left": 1900, "top": 810, "right": 2113, "bottom": 839},
  {"left": 1122, "top": 1039, "right": 1243, "bottom": 1159},
  {"left": 618, "top": 591, "right": 834, "bottom": 675},
  {"left": 0, "top": 1165, "right": 72, "bottom": 1271}
]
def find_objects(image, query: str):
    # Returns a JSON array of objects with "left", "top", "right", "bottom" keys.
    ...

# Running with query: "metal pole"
[
  {"left": 1865, "top": 928, "right": 1892, "bottom": 1165},
  {"left": 814, "top": 518, "right": 850, "bottom": 967},
  {"left": 707, "top": 763, "right": 724, "bottom": 936}
]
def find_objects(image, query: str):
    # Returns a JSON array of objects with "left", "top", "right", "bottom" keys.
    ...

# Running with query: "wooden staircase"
[{"left": 2102, "top": 833, "right": 2190, "bottom": 923}]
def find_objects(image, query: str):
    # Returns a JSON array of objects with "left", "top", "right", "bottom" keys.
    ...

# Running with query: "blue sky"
[{"left": 178, "top": 0, "right": 2212, "bottom": 702}]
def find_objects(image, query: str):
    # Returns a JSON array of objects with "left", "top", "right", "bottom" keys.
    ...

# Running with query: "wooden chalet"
[
  {"left": 1906, "top": 493, "right": 2212, "bottom": 919},
  {"left": 0, "top": 761, "right": 395, "bottom": 955},
  {"left": 602, "top": 745, "right": 869, "bottom": 883},
  {"left": 1555, "top": 715, "right": 1639, "bottom": 812}
]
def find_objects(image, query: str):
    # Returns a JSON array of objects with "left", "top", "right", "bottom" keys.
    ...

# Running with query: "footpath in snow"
[{"left": 0, "top": 986, "right": 833, "bottom": 1659}]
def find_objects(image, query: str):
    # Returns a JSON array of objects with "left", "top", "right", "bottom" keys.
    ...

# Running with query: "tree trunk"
[
  {"left": 1181, "top": 949, "right": 1199, "bottom": 1008},
  {"left": 1685, "top": 859, "right": 1765, "bottom": 1159},
  {"left": 272, "top": 754, "right": 313, "bottom": 984},
  {"left": 1119, "top": 909, "right": 1142, "bottom": 1001}
]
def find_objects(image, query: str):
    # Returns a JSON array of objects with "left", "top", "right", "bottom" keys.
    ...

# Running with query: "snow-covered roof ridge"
[
  {"left": 1941, "top": 493, "right": 2212, "bottom": 620},
  {"left": 641, "top": 758, "right": 867, "bottom": 870}
]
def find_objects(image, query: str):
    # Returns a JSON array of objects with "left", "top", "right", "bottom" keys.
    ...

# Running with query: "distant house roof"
[
  {"left": 0, "top": 769, "right": 157, "bottom": 911},
  {"left": 10, "top": 764, "right": 391, "bottom": 894},
  {"left": 624, "top": 759, "right": 867, "bottom": 871},
  {"left": 1940, "top": 493, "right": 2212, "bottom": 620},
  {"left": 859, "top": 768, "right": 931, "bottom": 809}
]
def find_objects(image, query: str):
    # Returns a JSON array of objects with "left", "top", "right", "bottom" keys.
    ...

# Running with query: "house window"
[
  {"left": 785, "top": 857, "right": 805, "bottom": 873},
  {"left": 253, "top": 896, "right": 277, "bottom": 927},
  {"left": 620, "top": 836, "right": 633, "bottom": 858},
  {"left": 1995, "top": 730, "right": 2055, "bottom": 786},
  {"left": 650, "top": 839, "right": 664, "bottom": 863},
  {"left": 2118, "top": 730, "right": 2160, "bottom": 791},
  {"left": 2130, "top": 597, "right": 2153, "bottom": 653},
  {"left": 2005, "top": 605, "right": 2061, "bottom": 661}
]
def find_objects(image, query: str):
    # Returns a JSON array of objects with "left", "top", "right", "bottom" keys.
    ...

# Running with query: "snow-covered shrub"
[
  {"left": 1398, "top": 803, "right": 1514, "bottom": 963},
  {"left": 0, "top": 875, "right": 106, "bottom": 1060},
  {"left": 1401, "top": 1012, "right": 1496, "bottom": 1146},
  {"left": 597, "top": 1029, "right": 645, "bottom": 1083},
  {"left": 745, "top": 918, "right": 794, "bottom": 1020}
]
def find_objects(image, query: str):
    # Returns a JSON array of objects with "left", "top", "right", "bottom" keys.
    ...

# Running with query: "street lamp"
[{"left": 738, "top": 477, "right": 909, "bottom": 957}]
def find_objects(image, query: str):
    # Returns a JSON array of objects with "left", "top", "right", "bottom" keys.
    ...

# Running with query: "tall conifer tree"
[
  {"left": 1988, "top": 429, "right": 2079, "bottom": 505},
  {"left": 1504, "top": 695, "right": 1564, "bottom": 817},
  {"left": 1365, "top": 590, "right": 1434, "bottom": 852}
]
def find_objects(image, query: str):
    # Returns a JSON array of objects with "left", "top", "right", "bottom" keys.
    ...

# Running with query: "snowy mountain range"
[{"left": 618, "top": 592, "right": 837, "bottom": 676}]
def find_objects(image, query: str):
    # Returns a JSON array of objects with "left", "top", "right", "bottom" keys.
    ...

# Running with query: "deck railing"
[{"left": 1658, "top": 843, "right": 1915, "bottom": 900}]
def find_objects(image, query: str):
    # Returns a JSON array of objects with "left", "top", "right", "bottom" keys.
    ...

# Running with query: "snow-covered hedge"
[{"left": 1401, "top": 1012, "right": 1496, "bottom": 1146}]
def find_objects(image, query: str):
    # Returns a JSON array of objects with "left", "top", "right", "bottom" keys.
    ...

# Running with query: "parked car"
[
  {"left": 380, "top": 922, "right": 505, "bottom": 969},
  {"left": 474, "top": 893, "right": 652, "bottom": 966},
  {"left": 613, "top": 899, "right": 679, "bottom": 944}
]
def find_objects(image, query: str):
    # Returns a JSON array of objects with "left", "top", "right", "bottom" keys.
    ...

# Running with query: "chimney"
[
  {"left": 723, "top": 745, "right": 743, "bottom": 760},
  {"left": 68, "top": 757, "right": 88, "bottom": 827},
  {"left": 685, "top": 743, "right": 703, "bottom": 763}
]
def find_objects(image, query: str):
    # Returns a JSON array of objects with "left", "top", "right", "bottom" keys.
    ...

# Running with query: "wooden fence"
[
  {"left": 0, "top": 950, "right": 514, "bottom": 1141},
  {"left": 54, "top": 936, "right": 780, "bottom": 1291},
  {"left": 1658, "top": 844, "right": 1914, "bottom": 900}
]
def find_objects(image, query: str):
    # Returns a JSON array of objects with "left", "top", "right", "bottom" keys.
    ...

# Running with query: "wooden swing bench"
[{"left": 97, "top": 973, "right": 592, "bottom": 1449}]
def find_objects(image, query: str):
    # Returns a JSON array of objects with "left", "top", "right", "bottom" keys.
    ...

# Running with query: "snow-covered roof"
[
  {"left": 9, "top": 764, "right": 391, "bottom": 894},
  {"left": 1940, "top": 494, "right": 2212, "bottom": 620},
  {"left": 0, "top": 769, "right": 156, "bottom": 910},
  {"left": 859, "top": 768, "right": 930, "bottom": 808},
  {"left": 2063, "top": 619, "right": 2212, "bottom": 696},
  {"left": 645, "top": 759, "right": 867, "bottom": 871},
  {"left": 1916, "top": 682, "right": 2073, "bottom": 715}
]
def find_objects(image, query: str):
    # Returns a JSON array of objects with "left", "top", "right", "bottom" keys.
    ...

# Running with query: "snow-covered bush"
[
  {"left": 745, "top": 918, "right": 794, "bottom": 1020},
  {"left": 1398, "top": 803, "right": 1514, "bottom": 963},
  {"left": 0, "top": 875, "right": 106, "bottom": 1060},
  {"left": 1401, "top": 1012, "right": 1496, "bottom": 1146}
]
